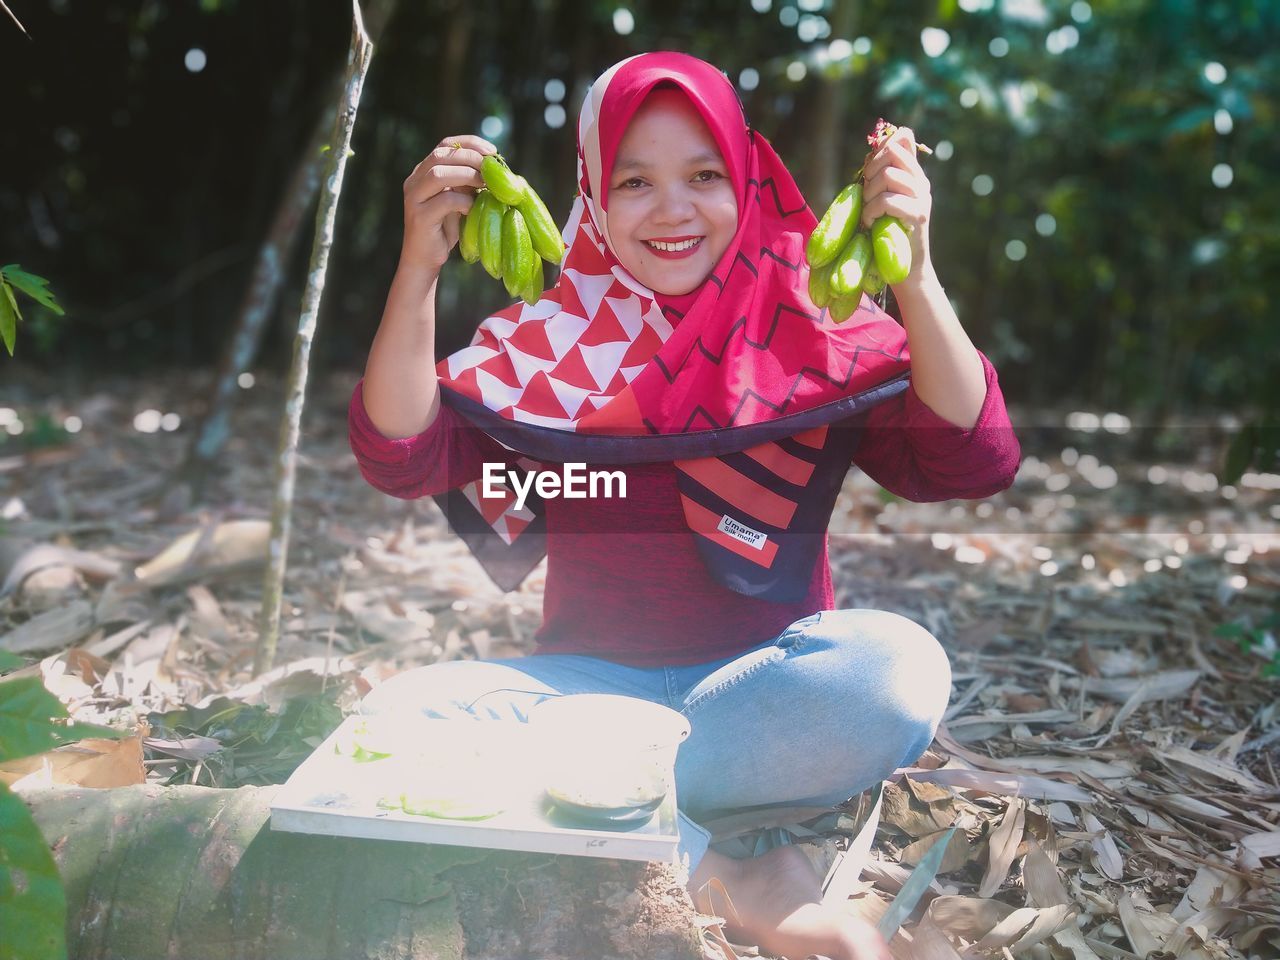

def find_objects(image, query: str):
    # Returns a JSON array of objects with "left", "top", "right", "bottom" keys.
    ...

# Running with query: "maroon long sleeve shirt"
[{"left": 348, "top": 352, "right": 1020, "bottom": 666}]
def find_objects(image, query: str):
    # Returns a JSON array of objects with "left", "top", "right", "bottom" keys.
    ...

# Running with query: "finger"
[
  {"left": 438, "top": 134, "right": 499, "bottom": 157},
  {"left": 887, "top": 138, "right": 927, "bottom": 179},
  {"left": 414, "top": 188, "right": 476, "bottom": 226},
  {"left": 442, "top": 210, "right": 461, "bottom": 250},
  {"left": 406, "top": 163, "right": 486, "bottom": 202},
  {"left": 861, "top": 192, "right": 929, "bottom": 229},
  {"left": 862, "top": 166, "right": 925, "bottom": 208},
  {"left": 860, "top": 173, "right": 929, "bottom": 229},
  {"left": 864, "top": 138, "right": 923, "bottom": 183},
  {"left": 894, "top": 125, "right": 917, "bottom": 155},
  {"left": 425, "top": 143, "right": 492, "bottom": 173}
]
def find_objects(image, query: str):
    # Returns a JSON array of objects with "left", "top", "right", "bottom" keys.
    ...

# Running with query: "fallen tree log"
[{"left": 24, "top": 784, "right": 705, "bottom": 960}]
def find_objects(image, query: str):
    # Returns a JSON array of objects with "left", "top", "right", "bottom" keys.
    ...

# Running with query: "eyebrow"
[{"left": 613, "top": 150, "right": 724, "bottom": 173}]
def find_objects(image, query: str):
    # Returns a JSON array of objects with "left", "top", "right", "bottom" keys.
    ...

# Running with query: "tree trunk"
[
  {"left": 25, "top": 784, "right": 705, "bottom": 960},
  {"left": 254, "top": 0, "right": 375, "bottom": 677},
  {"left": 179, "top": 0, "right": 401, "bottom": 499}
]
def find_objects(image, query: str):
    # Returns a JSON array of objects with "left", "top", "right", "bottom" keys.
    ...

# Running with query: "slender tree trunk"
[
  {"left": 26, "top": 784, "right": 704, "bottom": 960},
  {"left": 180, "top": 0, "right": 399, "bottom": 498},
  {"left": 254, "top": 1, "right": 376, "bottom": 677}
]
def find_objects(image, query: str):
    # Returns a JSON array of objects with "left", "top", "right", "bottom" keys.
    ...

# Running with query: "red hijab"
[{"left": 433, "top": 52, "right": 912, "bottom": 601}]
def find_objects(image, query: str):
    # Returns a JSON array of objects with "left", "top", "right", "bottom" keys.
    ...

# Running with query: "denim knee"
[{"left": 823, "top": 608, "right": 952, "bottom": 767}]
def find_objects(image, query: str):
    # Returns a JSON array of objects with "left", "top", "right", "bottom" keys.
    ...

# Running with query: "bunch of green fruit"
[
  {"left": 805, "top": 119, "right": 930, "bottom": 323},
  {"left": 459, "top": 154, "right": 565, "bottom": 306}
]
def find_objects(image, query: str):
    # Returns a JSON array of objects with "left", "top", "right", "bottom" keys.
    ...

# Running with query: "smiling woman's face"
[{"left": 606, "top": 89, "right": 739, "bottom": 296}]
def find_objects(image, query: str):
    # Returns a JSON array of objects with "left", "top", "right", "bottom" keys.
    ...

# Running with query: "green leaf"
[
  {"left": 0, "top": 282, "right": 18, "bottom": 357},
  {"left": 0, "top": 267, "right": 64, "bottom": 317},
  {"left": 0, "top": 783, "right": 67, "bottom": 960},
  {"left": 0, "top": 677, "right": 124, "bottom": 764},
  {"left": 1213, "top": 621, "right": 1246, "bottom": 639},
  {"left": 0, "top": 679, "right": 70, "bottom": 763},
  {"left": 0, "top": 652, "right": 24, "bottom": 673}
]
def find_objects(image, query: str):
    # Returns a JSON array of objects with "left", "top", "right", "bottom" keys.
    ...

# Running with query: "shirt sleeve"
[
  {"left": 850, "top": 350, "right": 1021, "bottom": 502},
  {"left": 347, "top": 379, "right": 514, "bottom": 499}
]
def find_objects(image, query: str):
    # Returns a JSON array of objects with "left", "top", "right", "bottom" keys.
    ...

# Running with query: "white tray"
[{"left": 270, "top": 716, "right": 680, "bottom": 862}]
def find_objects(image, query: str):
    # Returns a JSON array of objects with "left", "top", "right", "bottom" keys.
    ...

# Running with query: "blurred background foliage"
[{"left": 2, "top": 0, "right": 1277, "bottom": 427}]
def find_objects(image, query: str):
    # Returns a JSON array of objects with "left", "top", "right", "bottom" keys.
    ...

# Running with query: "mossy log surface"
[{"left": 24, "top": 784, "right": 705, "bottom": 960}]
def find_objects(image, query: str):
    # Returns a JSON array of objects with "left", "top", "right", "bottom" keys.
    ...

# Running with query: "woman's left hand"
[{"left": 859, "top": 124, "right": 934, "bottom": 289}]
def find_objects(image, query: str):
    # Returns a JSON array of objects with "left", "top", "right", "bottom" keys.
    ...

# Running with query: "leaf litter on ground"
[{"left": 2, "top": 368, "right": 1279, "bottom": 959}]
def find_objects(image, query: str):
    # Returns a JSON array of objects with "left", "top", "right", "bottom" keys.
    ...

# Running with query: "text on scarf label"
[{"left": 716, "top": 514, "right": 769, "bottom": 551}]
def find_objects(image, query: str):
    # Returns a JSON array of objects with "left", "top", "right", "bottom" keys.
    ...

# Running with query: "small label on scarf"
[{"left": 717, "top": 514, "right": 768, "bottom": 550}]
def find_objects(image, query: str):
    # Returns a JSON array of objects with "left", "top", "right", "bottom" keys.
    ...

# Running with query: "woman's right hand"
[{"left": 400, "top": 134, "right": 498, "bottom": 274}]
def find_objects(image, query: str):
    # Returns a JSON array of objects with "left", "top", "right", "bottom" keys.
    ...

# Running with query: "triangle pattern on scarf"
[
  {"left": 474, "top": 366, "right": 526, "bottom": 411},
  {"left": 507, "top": 319, "right": 558, "bottom": 362},
  {"left": 547, "top": 376, "right": 594, "bottom": 422},
  {"left": 545, "top": 312, "right": 593, "bottom": 359},
  {"left": 516, "top": 370, "right": 571, "bottom": 420},
  {"left": 576, "top": 301, "right": 631, "bottom": 347},
  {"left": 604, "top": 294, "right": 645, "bottom": 340},
  {"left": 478, "top": 352, "right": 524, "bottom": 390},
  {"left": 578, "top": 339, "right": 631, "bottom": 391},
  {"left": 620, "top": 321, "right": 663, "bottom": 368},
  {"left": 564, "top": 269, "right": 615, "bottom": 318},
  {"left": 550, "top": 344, "right": 607, "bottom": 392},
  {"left": 506, "top": 340, "right": 560, "bottom": 384}
]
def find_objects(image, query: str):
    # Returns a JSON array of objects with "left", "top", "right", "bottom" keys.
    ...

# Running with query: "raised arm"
[{"left": 362, "top": 134, "right": 497, "bottom": 438}]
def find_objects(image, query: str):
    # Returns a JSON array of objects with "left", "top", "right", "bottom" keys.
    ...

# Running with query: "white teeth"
[{"left": 646, "top": 237, "right": 702, "bottom": 252}]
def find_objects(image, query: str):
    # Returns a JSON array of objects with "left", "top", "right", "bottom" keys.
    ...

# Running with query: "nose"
[{"left": 652, "top": 183, "right": 697, "bottom": 225}]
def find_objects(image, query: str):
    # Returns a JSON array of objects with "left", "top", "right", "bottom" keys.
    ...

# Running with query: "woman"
[{"left": 351, "top": 51, "right": 1020, "bottom": 960}]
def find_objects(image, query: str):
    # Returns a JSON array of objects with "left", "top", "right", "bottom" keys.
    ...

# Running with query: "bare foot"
[{"left": 687, "top": 846, "right": 890, "bottom": 960}]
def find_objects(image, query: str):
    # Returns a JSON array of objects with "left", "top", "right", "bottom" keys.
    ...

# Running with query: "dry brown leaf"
[
  {"left": 904, "top": 775, "right": 954, "bottom": 806},
  {"left": 0, "top": 735, "right": 144, "bottom": 788},
  {"left": 1173, "top": 862, "right": 1246, "bottom": 919},
  {"left": 970, "top": 903, "right": 1075, "bottom": 954},
  {"left": 341, "top": 589, "right": 436, "bottom": 645},
  {"left": 1080, "top": 810, "right": 1124, "bottom": 881},
  {"left": 0, "top": 600, "right": 95, "bottom": 654},
  {"left": 1162, "top": 906, "right": 1242, "bottom": 957},
  {"left": 900, "top": 828, "right": 970, "bottom": 875},
  {"left": 994, "top": 755, "right": 1135, "bottom": 781},
  {"left": 1116, "top": 893, "right": 1162, "bottom": 957},
  {"left": 979, "top": 797, "right": 1025, "bottom": 898},
  {"left": 905, "top": 916, "right": 964, "bottom": 960},
  {"left": 186, "top": 583, "right": 232, "bottom": 645},
  {"left": 1156, "top": 744, "right": 1274, "bottom": 794},
  {"left": 81, "top": 618, "right": 152, "bottom": 659},
  {"left": 1052, "top": 925, "right": 1105, "bottom": 960},
  {"left": 1022, "top": 838, "right": 1071, "bottom": 908},
  {"left": 1062, "top": 669, "right": 1200, "bottom": 704},
  {"left": 134, "top": 518, "right": 269, "bottom": 586},
  {"left": 1239, "top": 830, "right": 1280, "bottom": 859},
  {"left": 882, "top": 781, "right": 953, "bottom": 838},
  {"left": 0, "top": 540, "right": 121, "bottom": 597},
  {"left": 926, "top": 895, "right": 1016, "bottom": 941},
  {"left": 900, "top": 765, "right": 1094, "bottom": 804}
]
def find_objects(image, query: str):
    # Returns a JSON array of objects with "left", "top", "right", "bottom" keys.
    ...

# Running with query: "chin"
[{"left": 640, "top": 262, "right": 713, "bottom": 298}]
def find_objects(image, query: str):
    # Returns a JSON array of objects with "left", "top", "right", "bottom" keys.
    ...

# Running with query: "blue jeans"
[{"left": 358, "top": 608, "right": 952, "bottom": 874}]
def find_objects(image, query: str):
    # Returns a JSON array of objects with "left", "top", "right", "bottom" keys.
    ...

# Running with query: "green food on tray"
[{"left": 385, "top": 792, "right": 505, "bottom": 821}]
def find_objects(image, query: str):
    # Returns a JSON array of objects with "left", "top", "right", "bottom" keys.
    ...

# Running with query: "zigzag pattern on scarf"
[{"left": 746, "top": 176, "right": 810, "bottom": 219}]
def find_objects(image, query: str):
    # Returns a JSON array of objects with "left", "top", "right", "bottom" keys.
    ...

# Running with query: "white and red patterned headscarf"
[{"left": 433, "top": 52, "right": 912, "bottom": 601}]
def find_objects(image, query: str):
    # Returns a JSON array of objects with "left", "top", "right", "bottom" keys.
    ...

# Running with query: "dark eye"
[
  {"left": 619, "top": 177, "right": 645, "bottom": 189},
  {"left": 695, "top": 170, "right": 724, "bottom": 183}
]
